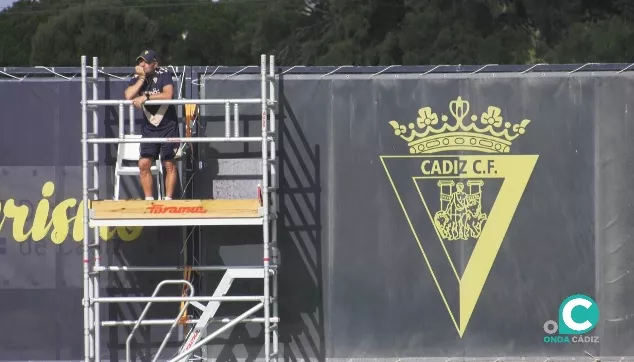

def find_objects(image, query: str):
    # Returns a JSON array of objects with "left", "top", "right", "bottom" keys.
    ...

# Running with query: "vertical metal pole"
[
  {"left": 175, "top": 69, "right": 187, "bottom": 341},
  {"left": 92, "top": 56, "right": 101, "bottom": 362},
  {"left": 119, "top": 102, "right": 125, "bottom": 139},
  {"left": 129, "top": 105, "right": 135, "bottom": 134},
  {"left": 225, "top": 102, "right": 230, "bottom": 137},
  {"left": 80, "top": 55, "right": 92, "bottom": 362},
  {"left": 174, "top": 70, "right": 184, "bottom": 198},
  {"left": 260, "top": 53, "right": 270, "bottom": 362},
  {"left": 233, "top": 103, "right": 239, "bottom": 137},
  {"left": 268, "top": 54, "right": 279, "bottom": 361}
]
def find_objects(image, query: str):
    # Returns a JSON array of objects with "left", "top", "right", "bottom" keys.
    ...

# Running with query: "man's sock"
[
  {"left": 165, "top": 196, "right": 172, "bottom": 200},
  {"left": 145, "top": 196, "right": 154, "bottom": 200}
]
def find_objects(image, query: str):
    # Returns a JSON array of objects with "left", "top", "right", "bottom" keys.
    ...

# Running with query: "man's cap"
[{"left": 136, "top": 49, "right": 158, "bottom": 63}]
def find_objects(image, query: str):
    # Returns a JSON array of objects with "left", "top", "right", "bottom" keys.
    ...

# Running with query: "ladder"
[{"left": 80, "top": 54, "right": 279, "bottom": 362}]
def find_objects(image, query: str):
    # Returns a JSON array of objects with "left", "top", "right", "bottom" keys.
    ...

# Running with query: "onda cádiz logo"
[
  {"left": 543, "top": 294, "right": 600, "bottom": 344},
  {"left": 380, "top": 96, "right": 538, "bottom": 337}
]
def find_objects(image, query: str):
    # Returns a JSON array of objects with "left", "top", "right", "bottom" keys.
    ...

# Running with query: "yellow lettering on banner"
[
  {"left": 51, "top": 198, "right": 77, "bottom": 244},
  {"left": 2, "top": 199, "right": 32, "bottom": 242},
  {"left": 0, "top": 181, "right": 143, "bottom": 244}
]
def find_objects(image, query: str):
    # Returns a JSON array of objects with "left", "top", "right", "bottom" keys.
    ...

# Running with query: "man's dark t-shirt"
[
  {"left": 128, "top": 66, "right": 178, "bottom": 132},
  {"left": 127, "top": 66, "right": 180, "bottom": 160}
]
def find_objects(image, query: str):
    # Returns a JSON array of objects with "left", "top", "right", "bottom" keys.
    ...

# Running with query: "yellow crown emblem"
[{"left": 389, "top": 96, "right": 530, "bottom": 154}]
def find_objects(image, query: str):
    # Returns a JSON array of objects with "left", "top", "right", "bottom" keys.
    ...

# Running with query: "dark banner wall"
[
  {"left": 0, "top": 80, "right": 190, "bottom": 361},
  {"left": 0, "top": 70, "right": 633, "bottom": 361},
  {"left": 199, "top": 72, "right": 634, "bottom": 360}
]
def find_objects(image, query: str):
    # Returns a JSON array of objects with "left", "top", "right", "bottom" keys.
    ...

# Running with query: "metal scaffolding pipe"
[
  {"left": 225, "top": 101, "right": 230, "bottom": 137},
  {"left": 91, "top": 55, "right": 101, "bottom": 361},
  {"left": 86, "top": 136, "right": 265, "bottom": 144},
  {"left": 80, "top": 54, "right": 91, "bottom": 362},
  {"left": 102, "top": 316, "right": 279, "bottom": 327},
  {"left": 234, "top": 103, "right": 239, "bottom": 137},
  {"left": 95, "top": 265, "right": 275, "bottom": 272},
  {"left": 86, "top": 98, "right": 262, "bottom": 106},
  {"left": 128, "top": 104, "right": 135, "bottom": 134},
  {"left": 118, "top": 102, "right": 124, "bottom": 138},
  {"left": 260, "top": 52, "right": 272, "bottom": 362},
  {"left": 94, "top": 296, "right": 263, "bottom": 303}
]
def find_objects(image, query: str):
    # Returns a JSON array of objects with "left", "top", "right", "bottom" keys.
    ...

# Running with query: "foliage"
[{"left": 0, "top": 0, "right": 633, "bottom": 66}]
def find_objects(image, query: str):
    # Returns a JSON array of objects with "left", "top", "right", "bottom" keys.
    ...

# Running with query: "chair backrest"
[{"left": 117, "top": 134, "right": 143, "bottom": 162}]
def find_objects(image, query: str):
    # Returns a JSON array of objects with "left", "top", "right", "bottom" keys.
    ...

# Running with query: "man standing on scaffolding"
[{"left": 124, "top": 49, "right": 180, "bottom": 201}]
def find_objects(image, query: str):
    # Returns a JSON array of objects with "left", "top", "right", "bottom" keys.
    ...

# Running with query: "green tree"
[
  {"left": 547, "top": 16, "right": 634, "bottom": 63},
  {"left": 0, "top": 0, "right": 57, "bottom": 65},
  {"left": 30, "top": 1, "right": 158, "bottom": 66},
  {"left": 3, "top": 0, "right": 634, "bottom": 67}
]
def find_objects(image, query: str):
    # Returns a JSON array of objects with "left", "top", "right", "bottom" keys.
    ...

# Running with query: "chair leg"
[
  {"left": 114, "top": 174, "right": 120, "bottom": 201},
  {"left": 157, "top": 158, "right": 164, "bottom": 200},
  {"left": 156, "top": 173, "right": 163, "bottom": 200}
]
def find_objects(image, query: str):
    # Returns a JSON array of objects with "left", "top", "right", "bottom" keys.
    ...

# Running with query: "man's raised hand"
[{"left": 135, "top": 66, "right": 145, "bottom": 79}]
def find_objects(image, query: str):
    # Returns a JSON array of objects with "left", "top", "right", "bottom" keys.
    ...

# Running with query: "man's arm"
[
  {"left": 124, "top": 65, "right": 147, "bottom": 100},
  {"left": 125, "top": 76, "right": 145, "bottom": 100}
]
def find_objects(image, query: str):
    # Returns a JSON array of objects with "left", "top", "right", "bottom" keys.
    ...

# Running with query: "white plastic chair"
[{"left": 113, "top": 134, "right": 163, "bottom": 200}]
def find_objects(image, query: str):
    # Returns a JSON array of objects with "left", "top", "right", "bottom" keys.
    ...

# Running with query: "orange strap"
[
  {"left": 179, "top": 266, "right": 193, "bottom": 325},
  {"left": 178, "top": 105, "right": 198, "bottom": 326},
  {"left": 257, "top": 185, "right": 263, "bottom": 206},
  {"left": 184, "top": 104, "right": 197, "bottom": 151}
]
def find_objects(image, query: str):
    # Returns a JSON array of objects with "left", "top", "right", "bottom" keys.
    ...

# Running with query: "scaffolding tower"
[{"left": 80, "top": 54, "right": 278, "bottom": 362}]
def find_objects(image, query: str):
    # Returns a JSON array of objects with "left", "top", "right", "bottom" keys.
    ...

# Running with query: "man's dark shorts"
[{"left": 140, "top": 122, "right": 180, "bottom": 161}]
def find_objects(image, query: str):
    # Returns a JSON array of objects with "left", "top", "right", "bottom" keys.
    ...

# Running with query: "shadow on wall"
[
  {"left": 191, "top": 73, "right": 326, "bottom": 361},
  {"left": 275, "top": 74, "right": 325, "bottom": 361},
  {"left": 93, "top": 73, "right": 326, "bottom": 361}
]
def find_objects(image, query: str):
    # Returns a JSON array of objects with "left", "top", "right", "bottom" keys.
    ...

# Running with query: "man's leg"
[
  {"left": 139, "top": 140, "right": 160, "bottom": 200},
  {"left": 138, "top": 157, "right": 155, "bottom": 199},
  {"left": 160, "top": 123, "right": 181, "bottom": 200},
  {"left": 163, "top": 159, "right": 177, "bottom": 199}
]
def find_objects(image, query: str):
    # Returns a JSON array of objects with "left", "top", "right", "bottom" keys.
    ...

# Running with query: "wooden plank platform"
[{"left": 88, "top": 199, "right": 263, "bottom": 227}]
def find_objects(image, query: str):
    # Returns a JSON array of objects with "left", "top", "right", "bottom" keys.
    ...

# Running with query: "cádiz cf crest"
[{"left": 380, "top": 96, "right": 538, "bottom": 337}]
